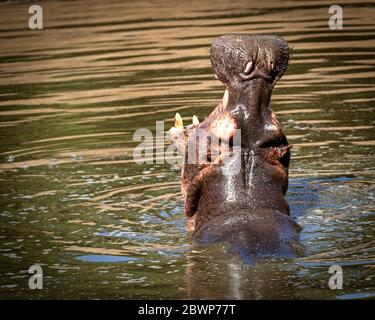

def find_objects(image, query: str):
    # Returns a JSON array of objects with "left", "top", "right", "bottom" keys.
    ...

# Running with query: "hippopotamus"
[{"left": 169, "top": 34, "right": 303, "bottom": 262}]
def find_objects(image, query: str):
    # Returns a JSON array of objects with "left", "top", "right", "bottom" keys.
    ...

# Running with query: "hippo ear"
[
  {"left": 275, "top": 145, "right": 292, "bottom": 159},
  {"left": 264, "top": 145, "right": 292, "bottom": 167}
]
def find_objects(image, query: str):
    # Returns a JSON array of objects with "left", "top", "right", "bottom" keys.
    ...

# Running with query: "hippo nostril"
[
  {"left": 239, "top": 61, "right": 255, "bottom": 80},
  {"left": 238, "top": 72, "right": 253, "bottom": 81},
  {"left": 269, "top": 61, "right": 274, "bottom": 71},
  {"left": 239, "top": 65, "right": 273, "bottom": 82},
  {"left": 244, "top": 61, "right": 254, "bottom": 74}
]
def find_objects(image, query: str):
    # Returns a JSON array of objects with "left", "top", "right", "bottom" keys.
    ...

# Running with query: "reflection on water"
[
  {"left": 0, "top": 0, "right": 374, "bottom": 299},
  {"left": 76, "top": 255, "right": 140, "bottom": 263}
]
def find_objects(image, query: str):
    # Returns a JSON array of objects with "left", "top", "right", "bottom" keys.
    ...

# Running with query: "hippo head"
[
  {"left": 210, "top": 34, "right": 289, "bottom": 90},
  {"left": 209, "top": 35, "right": 290, "bottom": 149},
  {"left": 168, "top": 35, "right": 301, "bottom": 260}
]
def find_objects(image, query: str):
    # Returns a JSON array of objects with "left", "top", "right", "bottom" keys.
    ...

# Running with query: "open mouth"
[
  {"left": 168, "top": 34, "right": 292, "bottom": 233},
  {"left": 168, "top": 89, "right": 238, "bottom": 160}
]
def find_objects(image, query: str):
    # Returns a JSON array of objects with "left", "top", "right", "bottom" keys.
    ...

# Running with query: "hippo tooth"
[
  {"left": 192, "top": 115, "right": 199, "bottom": 126},
  {"left": 175, "top": 112, "right": 184, "bottom": 129}
]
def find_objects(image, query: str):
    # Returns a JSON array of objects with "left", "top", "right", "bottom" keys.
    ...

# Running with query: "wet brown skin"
[{"left": 169, "top": 35, "right": 302, "bottom": 259}]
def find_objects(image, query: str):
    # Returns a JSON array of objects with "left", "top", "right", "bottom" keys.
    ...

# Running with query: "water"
[{"left": 0, "top": 0, "right": 374, "bottom": 299}]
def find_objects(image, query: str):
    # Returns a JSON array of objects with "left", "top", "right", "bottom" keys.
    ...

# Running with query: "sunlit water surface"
[{"left": 0, "top": 0, "right": 374, "bottom": 299}]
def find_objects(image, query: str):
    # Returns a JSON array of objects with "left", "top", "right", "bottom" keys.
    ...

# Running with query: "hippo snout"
[{"left": 210, "top": 34, "right": 290, "bottom": 88}]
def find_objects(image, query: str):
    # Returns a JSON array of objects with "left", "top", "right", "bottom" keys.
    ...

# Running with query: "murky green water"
[{"left": 0, "top": 0, "right": 374, "bottom": 299}]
